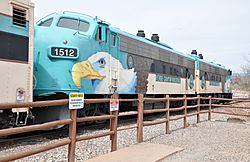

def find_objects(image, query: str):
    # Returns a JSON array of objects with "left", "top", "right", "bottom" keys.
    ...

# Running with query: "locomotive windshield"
[
  {"left": 38, "top": 18, "right": 53, "bottom": 27},
  {"left": 57, "top": 17, "right": 89, "bottom": 32}
]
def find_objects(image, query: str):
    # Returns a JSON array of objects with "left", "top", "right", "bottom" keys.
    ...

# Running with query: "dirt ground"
[
  {"left": 156, "top": 92, "right": 250, "bottom": 162},
  {"left": 156, "top": 119, "right": 250, "bottom": 162}
]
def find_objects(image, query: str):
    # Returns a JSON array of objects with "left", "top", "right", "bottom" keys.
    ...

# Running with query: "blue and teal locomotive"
[{"left": 33, "top": 11, "right": 232, "bottom": 122}]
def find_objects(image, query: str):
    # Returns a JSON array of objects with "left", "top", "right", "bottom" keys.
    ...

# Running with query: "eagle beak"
[{"left": 72, "top": 61, "right": 105, "bottom": 87}]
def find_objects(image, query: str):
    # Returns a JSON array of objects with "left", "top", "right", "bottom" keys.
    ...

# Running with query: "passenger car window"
[
  {"left": 57, "top": 18, "right": 89, "bottom": 32},
  {"left": 162, "top": 65, "right": 166, "bottom": 74},
  {"left": 38, "top": 18, "right": 53, "bottom": 27},
  {"left": 170, "top": 67, "right": 173, "bottom": 75},
  {"left": 150, "top": 63, "right": 155, "bottom": 73}
]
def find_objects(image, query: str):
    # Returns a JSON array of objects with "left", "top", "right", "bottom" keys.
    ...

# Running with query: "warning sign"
[
  {"left": 69, "top": 93, "right": 84, "bottom": 109},
  {"left": 110, "top": 99, "right": 119, "bottom": 111}
]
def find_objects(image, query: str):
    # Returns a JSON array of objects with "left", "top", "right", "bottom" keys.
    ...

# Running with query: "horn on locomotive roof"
[
  {"left": 151, "top": 34, "right": 159, "bottom": 42},
  {"left": 198, "top": 54, "right": 203, "bottom": 59},
  {"left": 191, "top": 50, "right": 197, "bottom": 55},
  {"left": 137, "top": 30, "right": 146, "bottom": 37}
]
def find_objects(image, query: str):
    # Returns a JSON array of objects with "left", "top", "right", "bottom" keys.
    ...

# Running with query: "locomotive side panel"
[
  {"left": 198, "top": 61, "right": 228, "bottom": 94},
  {"left": 119, "top": 34, "right": 196, "bottom": 94}
]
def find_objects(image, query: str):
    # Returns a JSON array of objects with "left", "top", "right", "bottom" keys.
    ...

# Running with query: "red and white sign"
[
  {"left": 16, "top": 88, "right": 25, "bottom": 102},
  {"left": 110, "top": 99, "right": 119, "bottom": 111}
]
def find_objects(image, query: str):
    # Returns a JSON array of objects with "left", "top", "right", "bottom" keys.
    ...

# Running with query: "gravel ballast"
[{"left": 0, "top": 114, "right": 249, "bottom": 162}]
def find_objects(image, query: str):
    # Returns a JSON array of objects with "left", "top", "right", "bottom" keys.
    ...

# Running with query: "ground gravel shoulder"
[{"left": 154, "top": 120, "right": 250, "bottom": 162}]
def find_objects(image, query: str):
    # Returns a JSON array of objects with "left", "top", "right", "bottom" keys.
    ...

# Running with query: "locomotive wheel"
[{"left": 78, "top": 104, "right": 108, "bottom": 124}]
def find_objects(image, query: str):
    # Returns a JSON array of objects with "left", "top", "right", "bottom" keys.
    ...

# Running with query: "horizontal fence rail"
[{"left": 0, "top": 94, "right": 248, "bottom": 162}]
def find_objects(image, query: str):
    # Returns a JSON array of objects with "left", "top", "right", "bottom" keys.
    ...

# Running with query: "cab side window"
[
  {"left": 96, "top": 27, "right": 102, "bottom": 41},
  {"left": 111, "top": 33, "right": 116, "bottom": 46},
  {"left": 96, "top": 26, "right": 107, "bottom": 42}
]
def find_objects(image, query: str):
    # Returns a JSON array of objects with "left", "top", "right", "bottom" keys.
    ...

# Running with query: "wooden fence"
[{"left": 0, "top": 94, "right": 249, "bottom": 162}]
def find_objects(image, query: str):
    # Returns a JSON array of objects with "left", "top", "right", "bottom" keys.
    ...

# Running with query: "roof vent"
[
  {"left": 13, "top": 7, "right": 26, "bottom": 27},
  {"left": 191, "top": 50, "right": 197, "bottom": 55},
  {"left": 151, "top": 34, "right": 159, "bottom": 42},
  {"left": 198, "top": 54, "right": 203, "bottom": 59},
  {"left": 137, "top": 30, "right": 145, "bottom": 37}
]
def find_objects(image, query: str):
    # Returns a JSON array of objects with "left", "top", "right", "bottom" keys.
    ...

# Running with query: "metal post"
[
  {"left": 184, "top": 95, "right": 187, "bottom": 128},
  {"left": 197, "top": 95, "right": 200, "bottom": 123},
  {"left": 68, "top": 109, "right": 77, "bottom": 162},
  {"left": 166, "top": 95, "right": 170, "bottom": 134},
  {"left": 208, "top": 96, "right": 212, "bottom": 120},
  {"left": 137, "top": 94, "right": 144, "bottom": 143}
]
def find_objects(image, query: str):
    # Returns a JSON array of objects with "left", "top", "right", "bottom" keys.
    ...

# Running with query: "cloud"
[{"left": 35, "top": 0, "right": 250, "bottom": 72}]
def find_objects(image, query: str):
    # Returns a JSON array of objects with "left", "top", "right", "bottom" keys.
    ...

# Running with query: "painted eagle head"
[{"left": 72, "top": 52, "right": 137, "bottom": 93}]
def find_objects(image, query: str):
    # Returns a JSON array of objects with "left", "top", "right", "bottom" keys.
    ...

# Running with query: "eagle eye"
[{"left": 98, "top": 58, "right": 106, "bottom": 68}]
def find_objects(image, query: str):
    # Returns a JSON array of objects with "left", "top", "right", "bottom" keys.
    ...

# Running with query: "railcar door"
[{"left": 109, "top": 32, "right": 119, "bottom": 93}]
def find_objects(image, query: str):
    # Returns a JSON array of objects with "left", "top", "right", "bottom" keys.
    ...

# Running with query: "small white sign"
[
  {"left": 110, "top": 99, "right": 119, "bottom": 111},
  {"left": 69, "top": 93, "right": 84, "bottom": 109}
]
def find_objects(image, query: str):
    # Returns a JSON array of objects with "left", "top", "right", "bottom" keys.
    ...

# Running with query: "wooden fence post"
[
  {"left": 208, "top": 96, "right": 212, "bottom": 120},
  {"left": 137, "top": 93, "right": 144, "bottom": 143},
  {"left": 197, "top": 95, "right": 200, "bottom": 123},
  {"left": 110, "top": 93, "right": 119, "bottom": 152},
  {"left": 166, "top": 95, "right": 170, "bottom": 134},
  {"left": 183, "top": 95, "right": 187, "bottom": 128},
  {"left": 68, "top": 109, "right": 77, "bottom": 162}
]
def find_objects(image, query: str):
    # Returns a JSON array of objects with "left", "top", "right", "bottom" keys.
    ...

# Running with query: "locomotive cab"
[
  {"left": 33, "top": 12, "right": 123, "bottom": 124},
  {"left": 34, "top": 12, "right": 123, "bottom": 97},
  {"left": 35, "top": 13, "right": 94, "bottom": 96}
]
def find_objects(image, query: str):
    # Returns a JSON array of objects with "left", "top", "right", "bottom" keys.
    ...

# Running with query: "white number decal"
[
  {"left": 65, "top": 49, "right": 69, "bottom": 56},
  {"left": 53, "top": 48, "right": 75, "bottom": 57},
  {"left": 54, "top": 48, "right": 59, "bottom": 55},
  {"left": 59, "top": 48, "right": 64, "bottom": 56},
  {"left": 69, "top": 49, "right": 74, "bottom": 57}
]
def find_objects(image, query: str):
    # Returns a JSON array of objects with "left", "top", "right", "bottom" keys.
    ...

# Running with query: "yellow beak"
[{"left": 72, "top": 61, "right": 105, "bottom": 87}]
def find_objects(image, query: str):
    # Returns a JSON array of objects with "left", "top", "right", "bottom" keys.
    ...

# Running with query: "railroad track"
[
  {"left": 0, "top": 112, "right": 168, "bottom": 147},
  {"left": 0, "top": 122, "right": 108, "bottom": 146}
]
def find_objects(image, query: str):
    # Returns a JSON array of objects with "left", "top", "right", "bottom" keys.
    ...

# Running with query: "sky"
[{"left": 34, "top": 0, "right": 250, "bottom": 73}]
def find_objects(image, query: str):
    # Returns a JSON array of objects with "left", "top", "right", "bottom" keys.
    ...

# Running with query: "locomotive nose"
[{"left": 72, "top": 61, "right": 105, "bottom": 87}]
